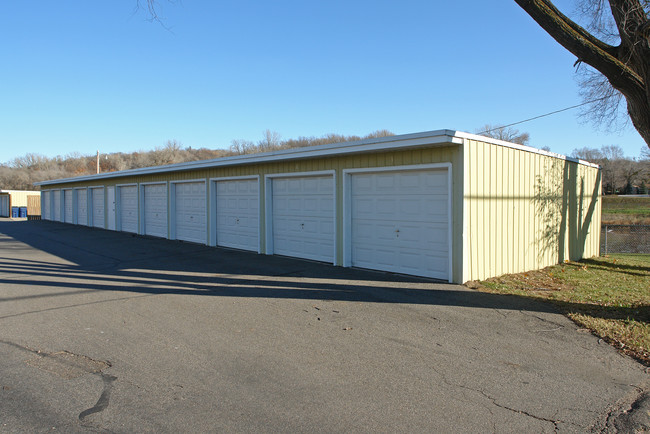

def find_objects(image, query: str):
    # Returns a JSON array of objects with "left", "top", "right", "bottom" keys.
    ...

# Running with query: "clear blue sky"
[{"left": 1, "top": 0, "right": 647, "bottom": 164}]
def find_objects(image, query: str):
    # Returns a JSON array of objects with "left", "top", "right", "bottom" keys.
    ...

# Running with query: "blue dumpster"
[
  {"left": 11, "top": 207, "right": 19, "bottom": 218},
  {"left": 19, "top": 207, "right": 27, "bottom": 218}
]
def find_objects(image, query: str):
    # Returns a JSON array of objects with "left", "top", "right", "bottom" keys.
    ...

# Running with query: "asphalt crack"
[{"left": 456, "top": 383, "right": 562, "bottom": 431}]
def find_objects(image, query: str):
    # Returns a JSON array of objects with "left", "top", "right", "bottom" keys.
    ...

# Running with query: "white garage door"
[
  {"left": 350, "top": 168, "right": 450, "bottom": 280},
  {"left": 143, "top": 184, "right": 167, "bottom": 238},
  {"left": 215, "top": 179, "right": 259, "bottom": 252},
  {"left": 53, "top": 190, "right": 61, "bottom": 222},
  {"left": 118, "top": 185, "right": 138, "bottom": 233},
  {"left": 91, "top": 187, "right": 105, "bottom": 228},
  {"left": 42, "top": 192, "right": 51, "bottom": 220},
  {"left": 174, "top": 182, "right": 206, "bottom": 244},
  {"left": 271, "top": 175, "right": 334, "bottom": 263},
  {"left": 63, "top": 190, "right": 73, "bottom": 223},
  {"left": 76, "top": 189, "right": 88, "bottom": 225}
]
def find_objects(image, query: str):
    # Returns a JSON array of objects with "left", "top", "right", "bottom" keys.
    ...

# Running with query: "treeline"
[
  {"left": 571, "top": 145, "right": 650, "bottom": 194},
  {"left": 0, "top": 130, "right": 394, "bottom": 190}
]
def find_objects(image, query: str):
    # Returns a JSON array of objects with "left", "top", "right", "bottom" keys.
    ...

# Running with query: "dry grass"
[
  {"left": 602, "top": 196, "right": 650, "bottom": 225},
  {"left": 477, "top": 254, "right": 650, "bottom": 366}
]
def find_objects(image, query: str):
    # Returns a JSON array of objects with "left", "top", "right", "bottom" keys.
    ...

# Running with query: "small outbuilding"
[
  {"left": 35, "top": 130, "right": 601, "bottom": 283},
  {"left": 0, "top": 190, "right": 41, "bottom": 218}
]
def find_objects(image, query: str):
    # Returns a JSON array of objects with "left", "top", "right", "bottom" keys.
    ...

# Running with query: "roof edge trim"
[{"left": 454, "top": 131, "right": 600, "bottom": 169}]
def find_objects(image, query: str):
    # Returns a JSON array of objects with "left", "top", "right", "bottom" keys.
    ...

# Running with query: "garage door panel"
[
  {"left": 53, "top": 191, "right": 61, "bottom": 221},
  {"left": 64, "top": 190, "right": 73, "bottom": 223},
  {"left": 143, "top": 184, "right": 167, "bottom": 238},
  {"left": 271, "top": 175, "right": 334, "bottom": 263},
  {"left": 42, "top": 194, "right": 50, "bottom": 220},
  {"left": 119, "top": 186, "right": 138, "bottom": 233},
  {"left": 215, "top": 179, "right": 259, "bottom": 252},
  {"left": 175, "top": 182, "right": 206, "bottom": 244},
  {"left": 350, "top": 169, "right": 449, "bottom": 280},
  {"left": 77, "top": 189, "right": 88, "bottom": 225},
  {"left": 91, "top": 188, "right": 104, "bottom": 228}
]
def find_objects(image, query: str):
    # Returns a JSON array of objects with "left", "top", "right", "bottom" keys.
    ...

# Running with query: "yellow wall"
[{"left": 463, "top": 139, "right": 601, "bottom": 282}]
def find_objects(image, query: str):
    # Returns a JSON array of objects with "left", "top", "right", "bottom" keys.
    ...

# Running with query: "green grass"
[
  {"left": 478, "top": 254, "right": 650, "bottom": 365},
  {"left": 603, "top": 196, "right": 650, "bottom": 210}
]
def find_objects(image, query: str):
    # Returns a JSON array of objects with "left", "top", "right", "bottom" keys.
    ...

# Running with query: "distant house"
[
  {"left": 0, "top": 190, "right": 41, "bottom": 218},
  {"left": 35, "top": 130, "right": 601, "bottom": 283}
]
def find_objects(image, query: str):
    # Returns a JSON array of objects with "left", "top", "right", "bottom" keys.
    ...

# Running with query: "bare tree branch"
[{"left": 515, "top": 0, "right": 650, "bottom": 148}]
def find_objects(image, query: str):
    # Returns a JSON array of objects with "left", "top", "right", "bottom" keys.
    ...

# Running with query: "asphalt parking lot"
[{"left": 0, "top": 219, "right": 648, "bottom": 433}]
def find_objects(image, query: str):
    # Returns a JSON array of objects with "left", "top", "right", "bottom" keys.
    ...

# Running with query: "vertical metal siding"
[{"left": 464, "top": 139, "right": 601, "bottom": 282}]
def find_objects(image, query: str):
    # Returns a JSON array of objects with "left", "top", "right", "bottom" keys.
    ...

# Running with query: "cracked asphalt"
[{"left": 0, "top": 219, "right": 648, "bottom": 433}]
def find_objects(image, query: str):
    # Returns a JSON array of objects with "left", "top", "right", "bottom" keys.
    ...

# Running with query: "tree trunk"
[{"left": 514, "top": 0, "right": 650, "bottom": 149}]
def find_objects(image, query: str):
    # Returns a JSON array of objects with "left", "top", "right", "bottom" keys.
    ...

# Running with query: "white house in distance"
[{"left": 35, "top": 130, "right": 601, "bottom": 283}]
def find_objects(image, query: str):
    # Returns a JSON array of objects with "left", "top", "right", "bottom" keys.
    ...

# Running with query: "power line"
[{"left": 477, "top": 97, "right": 608, "bottom": 135}]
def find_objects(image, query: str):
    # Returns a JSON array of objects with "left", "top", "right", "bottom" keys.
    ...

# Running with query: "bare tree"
[
  {"left": 515, "top": 0, "right": 650, "bottom": 148},
  {"left": 476, "top": 124, "right": 531, "bottom": 145},
  {"left": 571, "top": 144, "right": 647, "bottom": 193},
  {"left": 258, "top": 130, "right": 282, "bottom": 152},
  {"left": 229, "top": 139, "right": 256, "bottom": 155},
  {"left": 641, "top": 146, "right": 650, "bottom": 160}
]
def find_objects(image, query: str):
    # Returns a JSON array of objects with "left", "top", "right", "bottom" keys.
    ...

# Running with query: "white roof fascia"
[
  {"left": 35, "top": 129, "right": 463, "bottom": 186},
  {"left": 453, "top": 131, "right": 601, "bottom": 169}
]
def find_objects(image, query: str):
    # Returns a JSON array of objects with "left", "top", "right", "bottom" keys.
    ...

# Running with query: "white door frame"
[
  {"left": 342, "top": 163, "right": 453, "bottom": 281},
  {"left": 264, "top": 170, "right": 336, "bottom": 263}
]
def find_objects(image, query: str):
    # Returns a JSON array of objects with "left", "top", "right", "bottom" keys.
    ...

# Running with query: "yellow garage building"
[{"left": 36, "top": 130, "right": 601, "bottom": 283}]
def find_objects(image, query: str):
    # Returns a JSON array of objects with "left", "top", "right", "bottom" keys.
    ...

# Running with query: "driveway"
[{"left": 0, "top": 219, "right": 647, "bottom": 433}]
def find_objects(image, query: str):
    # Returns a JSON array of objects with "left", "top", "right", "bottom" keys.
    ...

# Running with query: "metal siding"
[{"left": 464, "top": 139, "right": 601, "bottom": 281}]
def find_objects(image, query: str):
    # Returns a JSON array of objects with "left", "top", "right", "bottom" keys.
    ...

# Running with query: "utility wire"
[{"left": 477, "top": 96, "right": 609, "bottom": 135}]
